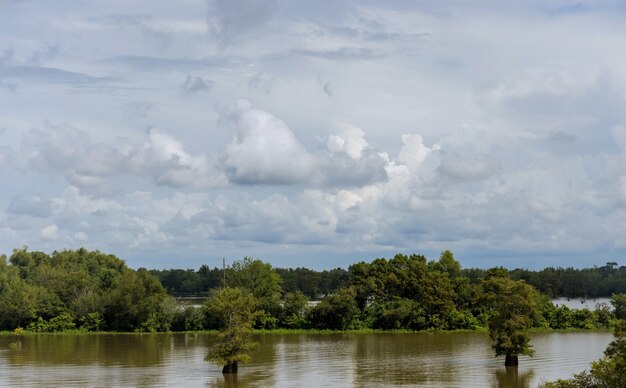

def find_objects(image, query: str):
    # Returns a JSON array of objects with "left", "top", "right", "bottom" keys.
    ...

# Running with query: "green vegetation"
[
  {"left": 480, "top": 272, "right": 541, "bottom": 366},
  {"left": 0, "top": 247, "right": 618, "bottom": 343},
  {"left": 0, "top": 248, "right": 172, "bottom": 332},
  {"left": 204, "top": 287, "right": 259, "bottom": 373},
  {"left": 475, "top": 263, "right": 626, "bottom": 298},
  {"left": 541, "top": 295, "right": 626, "bottom": 387}
]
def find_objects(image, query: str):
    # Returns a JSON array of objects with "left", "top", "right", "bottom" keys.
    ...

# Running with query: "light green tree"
[
  {"left": 481, "top": 274, "right": 541, "bottom": 366},
  {"left": 228, "top": 257, "right": 282, "bottom": 325},
  {"left": 205, "top": 287, "right": 259, "bottom": 373}
]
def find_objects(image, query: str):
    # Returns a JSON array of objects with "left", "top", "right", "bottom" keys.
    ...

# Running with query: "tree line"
[
  {"left": 0, "top": 248, "right": 621, "bottom": 335},
  {"left": 149, "top": 265, "right": 349, "bottom": 299},
  {"left": 150, "top": 259, "right": 626, "bottom": 300}
]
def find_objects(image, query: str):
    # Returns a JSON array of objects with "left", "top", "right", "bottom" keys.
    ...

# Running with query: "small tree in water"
[
  {"left": 205, "top": 287, "right": 259, "bottom": 373},
  {"left": 481, "top": 271, "right": 541, "bottom": 367}
]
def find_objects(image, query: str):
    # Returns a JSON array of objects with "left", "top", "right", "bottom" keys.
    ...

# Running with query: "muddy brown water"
[{"left": 0, "top": 331, "right": 612, "bottom": 387}]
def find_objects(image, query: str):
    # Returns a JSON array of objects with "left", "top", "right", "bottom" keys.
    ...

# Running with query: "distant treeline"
[
  {"left": 149, "top": 265, "right": 349, "bottom": 299},
  {"left": 150, "top": 260, "right": 626, "bottom": 299},
  {"left": 467, "top": 263, "right": 626, "bottom": 298}
]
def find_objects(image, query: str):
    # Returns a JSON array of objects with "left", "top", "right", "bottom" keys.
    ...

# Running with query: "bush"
[{"left": 79, "top": 312, "right": 103, "bottom": 332}]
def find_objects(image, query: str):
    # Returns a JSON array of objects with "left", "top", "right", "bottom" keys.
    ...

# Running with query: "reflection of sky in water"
[{"left": 0, "top": 332, "right": 612, "bottom": 387}]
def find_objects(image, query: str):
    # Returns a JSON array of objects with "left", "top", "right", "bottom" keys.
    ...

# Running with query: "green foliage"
[
  {"left": 1, "top": 248, "right": 620, "bottom": 335},
  {"left": 0, "top": 269, "right": 38, "bottom": 329},
  {"left": 227, "top": 257, "right": 282, "bottom": 321},
  {"left": 48, "top": 313, "right": 76, "bottom": 332},
  {"left": 276, "top": 267, "right": 348, "bottom": 299},
  {"left": 26, "top": 317, "right": 48, "bottom": 332},
  {"left": 279, "top": 291, "right": 309, "bottom": 329},
  {"left": 307, "top": 287, "right": 360, "bottom": 330},
  {"left": 204, "top": 287, "right": 259, "bottom": 368},
  {"left": 369, "top": 298, "right": 426, "bottom": 330},
  {"left": 0, "top": 248, "right": 168, "bottom": 332},
  {"left": 611, "top": 293, "right": 626, "bottom": 320},
  {"left": 431, "top": 250, "right": 462, "bottom": 278},
  {"left": 540, "top": 371, "right": 595, "bottom": 388},
  {"left": 26, "top": 313, "right": 76, "bottom": 332},
  {"left": 481, "top": 276, "right": 540, "bottom": 359},
  {"left": 79, "top": 312, "right": 103, "bottom": 332}
]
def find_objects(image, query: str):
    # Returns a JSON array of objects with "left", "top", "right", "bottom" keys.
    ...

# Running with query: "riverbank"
[{"left": 0, "top": 326, "right": 612, "bottom": 336}]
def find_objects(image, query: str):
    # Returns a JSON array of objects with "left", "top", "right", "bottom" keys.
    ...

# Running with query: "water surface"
[{"left": 0, "top": 332, "right": 611, "bottom": 387}]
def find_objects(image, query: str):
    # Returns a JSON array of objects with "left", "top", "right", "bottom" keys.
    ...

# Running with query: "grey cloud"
[
  {"left": 207, "top": 0, "right": 277, "bottom": 46},
  {"left": 321, "top": 150, "right": 388, "bottom": 187},
  {"left": 290, "top": 47, "right": 381, "bottom": 61},
  {"left": 317, "top": 74, "right": 333, "bottom": 97},
  {"left": 99, "top": 55, "right": 245, "bottom": 71},
  {"left": 324, "top": 19, "right": 430, "bottom": 43},
  {"left": 123, "top": 101, "right": 153, "bottom": 118},
  {"left": 140, "top": 24, "right": 173, "bottom": 52},
  {"left": 437, "top": 152, "right": 500, "bottom": 181},
  {"left": 247, "top": 72, "right": 274, "bottom": 94},
  {"left": 0, "top": 47, "right": 14, "bottom": 65},
  {"left": 7, "top": 196, "right": 52, "bottom": 217},
  {"left": 0, "top": 65, "right": 110, "bottom": 86},
  {"left": 0, "top": 79, "right": 16, "bottom": 91},
  {"left": 27, "top": 44, "right": 60, "bottom": 66},
  {"left": 89, "top": 13, "right": 151, "bottom": 27},
  {"left": 0, "top": 145, "right": 11, "bottom": 168},
  {"left": 547, "top": 131, "right": 576, "bottom": 143},
  {"left": 21, "top": 123, "right": 228, "bottom": 193},
  {"left": 181, "top": 74, "right": 213, "bottom": 94},
  {"left": 89, "top": 14, "right": 173, "bottom": 51}
]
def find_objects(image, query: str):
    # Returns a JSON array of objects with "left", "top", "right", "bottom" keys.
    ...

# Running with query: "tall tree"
[
  {"left": 204, "top": 287, "right": 259, "bottom": 373},
  {"left": 228, "top": 257, "right": 282, "bottom": 320},
  {"left": 481, "top": 273, "right": 541, "bottom": 366}
]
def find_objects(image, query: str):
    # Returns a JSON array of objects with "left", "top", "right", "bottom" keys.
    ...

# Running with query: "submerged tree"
[
  {"left": 204, "top": 287, "right": 259, "bottom": 373},
  {"left": 481, "top": 273, "right": 541, "bottom": 367}
]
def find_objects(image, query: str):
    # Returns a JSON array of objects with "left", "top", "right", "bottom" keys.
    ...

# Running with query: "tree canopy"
[
  {"left": 480, "top": 273, "right": 541, "bottom": 366},
  {"left": 204, "top": 287, "right": 259, "bottom": 373}
]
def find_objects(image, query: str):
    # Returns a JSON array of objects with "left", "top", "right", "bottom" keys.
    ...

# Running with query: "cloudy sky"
[{"left": 1, "top": 0, "right": 626, "bottom": 269}]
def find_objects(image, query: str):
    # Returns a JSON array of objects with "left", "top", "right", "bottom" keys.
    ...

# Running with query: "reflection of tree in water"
[
  {"left": 352, "top": 334, "right": 458, "bottom": 386},
  {"left": 208, "top": 372, "right": 270, "bottom": 388},
  {"left": 494, "top": 366, "right": 534, "bottom": 388},
  {"left": 3, "top": 334, "right": 173, "bottom": 367}
]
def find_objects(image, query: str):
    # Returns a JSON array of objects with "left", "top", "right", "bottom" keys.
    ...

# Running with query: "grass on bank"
[{"left": 0, "top": 326, "right": 613, "bottom": 336}]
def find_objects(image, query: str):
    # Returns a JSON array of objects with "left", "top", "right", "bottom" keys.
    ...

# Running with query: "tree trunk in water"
[
  {"left": 504, "top": 355, "right": 518, "bottom": 367},
  {"left": 222, "top": 361, "right": 238, "bottom": 374}
]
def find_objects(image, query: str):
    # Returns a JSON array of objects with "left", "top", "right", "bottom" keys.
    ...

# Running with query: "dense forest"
[
  {"left": 151, "top": 258, "right": 626, "bottom": 299},
  {"left": 0, "top": 248, "right": 622, "bottom": 333}
]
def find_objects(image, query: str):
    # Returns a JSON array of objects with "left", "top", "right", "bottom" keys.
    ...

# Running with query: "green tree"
[
  {"left": 611, "top": 293, "right": 626, "bottom": 320},
  {"left": 0, "top": 271, "right": 38, "bottom": 329},
  {"left": 432, "top": 250, "right": 462, "bottom": 278},
  {"left": 481, "top": 274, "right": 541, "bottom": 366},
  {"left": 204, "top": 287, "right": 259, "bottom": 373},
  {"left": 307, "top": 287, "right": 361, "bottom": 330},
  {"left": 280, "top": 291, "right": 309, "bottom": 329},
  {"left": 228, "top": 258, "right": 282, "bottom": 321}
]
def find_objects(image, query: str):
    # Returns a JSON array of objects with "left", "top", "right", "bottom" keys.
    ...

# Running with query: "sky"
[{"left": 1, "top": 0, "right": 626, "bottom": 270}]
